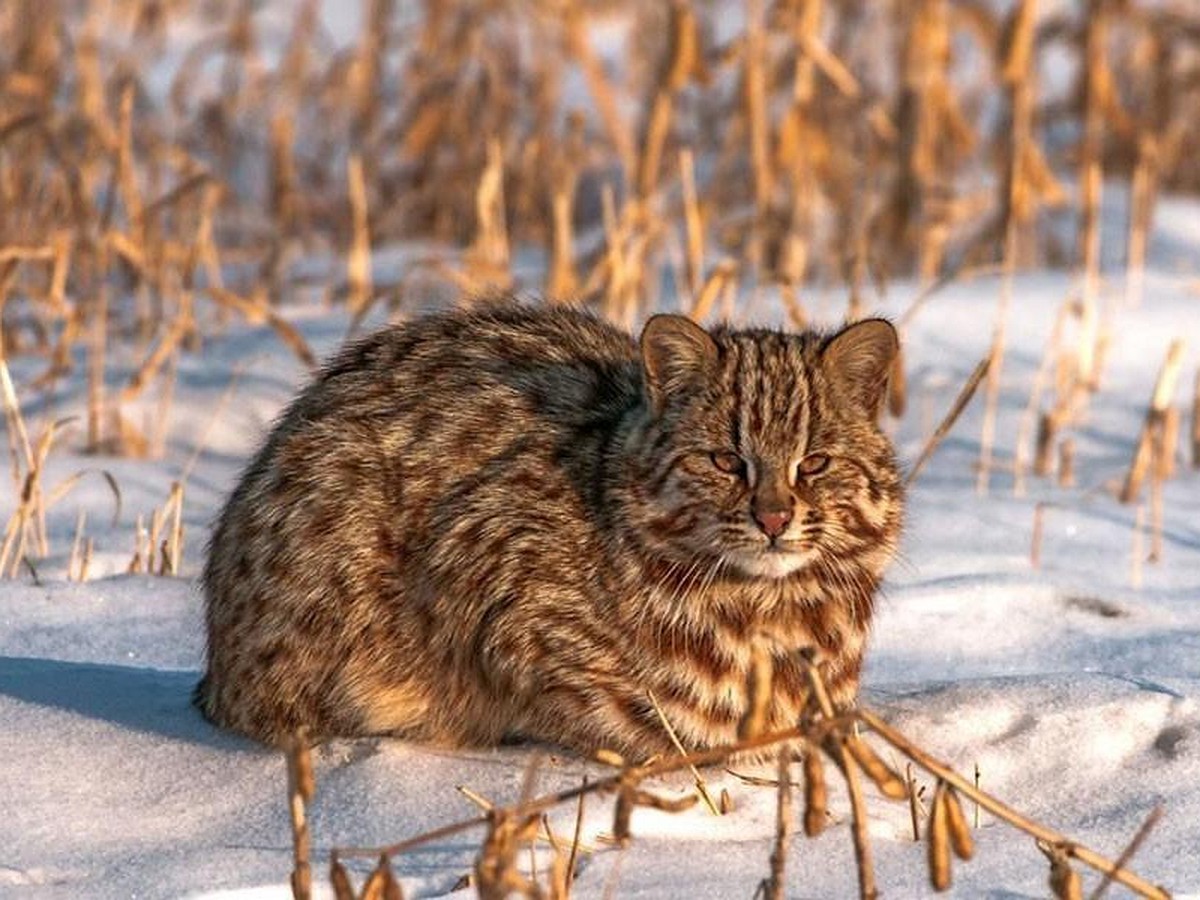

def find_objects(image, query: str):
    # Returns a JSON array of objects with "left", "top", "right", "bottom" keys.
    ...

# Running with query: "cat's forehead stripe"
[{"left": 722, "top": 331, "right": 811, "bottom": 451}]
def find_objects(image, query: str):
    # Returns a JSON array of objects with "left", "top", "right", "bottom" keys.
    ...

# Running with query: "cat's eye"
[
  {"left": 796, "top": 454, "right": 830, "bottom": 478},
  {"left": 711, "top": 452, "right": 746, "bottom": 477}
]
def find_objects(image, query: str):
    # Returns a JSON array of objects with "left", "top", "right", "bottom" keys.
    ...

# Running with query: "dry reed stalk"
[
  {"left": 0, "top": 354, "right": 34, "bottom": 476},
  {"left": 906, "top": 763, "right": 923, "bottom": 841},
  {"left": 118, "top": 296, "right": 193, "bottom": 407},
  {"left": 905, "top": 352, "right": 993, "bottom": 488},
  {"left": 679, "top": 148, "right": 704, "bottom": 300},
  {"left": 546, "top": 157, "right": 579, "bottom": 301},
  {"left": 147, "top": 506, "right": 161, "bottom": 574},
  {"left": 352, "top": 0, "right": 393, "bottom": 140},
  {"left": 285, "top": 732, "right": 315, "bottom": 900},
  {"left": 1033, "top": 412, "right": 1057, "bottom": 477},
  {"left": 975, "top": 304, "right": 1008, "bottom": 496},
  {"left": 564, "top": 7, "right": 634, "bottom": 180},
  {"left": 1041, "top": 841, "right": 1084, "bottom": 900},
  {"left": 803, "top": 742, "right": 828, "bottom": 837},
  {"left": 738, "top": 644, "right": 773, "bottom": 741},
  {"left": 361, "top": 854, "right": 404, "bottom": 900},
  {"left": 128, "top": 513, "right": 145, "bottom": 574},
  {"left": 761, "top": 747, "right": 792, "bottom": 900},
  {"left": 166, "top": 481, "right": 184, "bottom": 575},
  {"left": 1125, "top": 132, "right": 1156, "bottom": 310},
  {"left": 269, "top": 113, "right": 297, "bottom": 236},
  {"left": 845, "top": 737, "right": 907, "bottom": 800},
  {"left": 802, "top": 658, "right": 876, "bottom": 899},
  {"left": 690, "top": 258, "right": 737, "bottom": 323},
  {"left": 928, "top": 781, "right": 953, "bottom": 890},
  {"left": 1192, "top": 370, "right": 1200, "bottom": 469},
  {"left": 347, "top": 154, "right": 373, "bottom": 319},
  {"left": 1058, "top": 439, "right": 1076, "bottom": 488},
  {"left": 1015, "top": 303, "right": 1070, "bottom": 492},
  {"left": 85, "top": 267, "right": 108, "bottom": 452},
  {"left": 1148, "top": 439, "right": 1164, "bottom": 564},
  {"left": 330, "top": 855, "right": 354, "bottom": 900},
  {"left": 1120, "top": 339, "right": 1186, "bottom": 504},
  {"left": 1087, "top": 805, "right": 1163, "bottom": 900},
  {"left": 833, "top": 734, "right": 877, "bottom": 899},
  {"left": 635, "top": 1, "right": 697, "bottom": 200},
  {"left": 744, "top": 0, "right": 773, "bottom": 217},
  {"left": 1131, "top": 504, "right": 1145, "bottom": 589},
  {"left": 566, "top": 777, "right": 586, "bottom": 891},
  {"left": 208, "top": 287, "right": 316, "bottom": 368},
  {"left": 69, "top": 509, "right": 86, "bottom": 581},
  {"left": 888, "top": 344, "right": 908, "bottom": 419},
  {"left": 1159, "top": 408, "right": 1179, "bottom": 480},
  {"left": 1030, "top": 502, "right": 1046, "bottom": 568},
  {"left": 980, "top": 0, "right": 1038, "bottom": 496},
  {"left": 943, "top": 784, "right": 974, "bottom": 860},
  {"left": 973, "top": 764, "right": 981, "bottom": 828},
  {"left": 1077, "top": 0, "right": 1114, "bottom": 388},
  {"left": 645, "top": 688, "right": 720, "bottom": 816},
  {"left": 469, "top": 139, "right": 510, "bottom": 287}
]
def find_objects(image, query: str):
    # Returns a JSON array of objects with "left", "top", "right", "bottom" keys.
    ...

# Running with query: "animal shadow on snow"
[{"left": 0, "top": 655, "right": 255, "bottom": 750}]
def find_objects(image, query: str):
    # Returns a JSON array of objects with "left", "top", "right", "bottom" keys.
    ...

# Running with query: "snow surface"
[{"left": 3, "top": 257, "right": 1198, "bottom": 899}]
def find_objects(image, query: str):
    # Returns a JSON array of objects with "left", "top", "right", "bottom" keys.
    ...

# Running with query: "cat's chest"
[{"left": 633, "top": 576, "right": 865, "bottom": 671}]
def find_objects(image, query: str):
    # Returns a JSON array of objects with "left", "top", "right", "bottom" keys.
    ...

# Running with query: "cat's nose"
[{"left": 753, "top": 508, "right": 793, "bottom": 538}]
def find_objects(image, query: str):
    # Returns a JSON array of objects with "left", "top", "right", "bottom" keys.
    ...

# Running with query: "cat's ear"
[
  {"left": 821, "top": 318, "right": 898, "bottom": 418},
  {"left": 640, "top": 315, "right": 719, "bottom": 413}
]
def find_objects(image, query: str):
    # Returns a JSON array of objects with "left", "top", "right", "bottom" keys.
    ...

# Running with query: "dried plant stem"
[
  {"left": 1030, "top": 502, "right": 1046, "bottom": 568},
  {"left": 285, "top": 734, "right": 315, "bottom": 900},
  {"left": 645, "top": 688, "right": 720, "bottom": 815},
  {"left": 975, "top": 292, "right": 1009, "bottom": 496},
  {"left": 1087, "top": 805, "right": 1163, "bottom": 900},
  {"left": 1131, "top": 504, "right": 1145, "bottom": 589},
  {"left": 981, "top": 0, "right": 1036, "bottom": 494},
  {"left": 761, "top": 748, "right": 792, "bottom": 900},
  {"left": 1120, "top": 340, "right": 1186, "bottom": 504},
  {"left": 905, "top": 352, "right": 993, "bottom": 488},
  {"left": 1191, "top": 370, "right": 1200, "bottom": 470},
  {"left": 564, "top": 7, "right": 634, "bottom": 180},
  {"left": 907, "top": 763, "right": 922, "bottom": 841},
  {"left": 69, "top": 509, "right": 87, "bottom": 581},
  {"left": 1077, "top": 0, "right": 1108, "bottom": 384},
  {"left": 836, "top": 739, "right": 878, "bottom": 900},
  {"left": 347, "top": 154, "right": 373, "bottom": 318},
  {"left": 858, "top": 710, "right": 1169, "bottom": 899},
  {"left": 679, "top": 148, "right": 704, "bottom": 300},
  {"left": 566, "top": 777, "right": 586, "bottom": 890},
  {"left": 744, "top": 0, "right": 773, "bottom": 215},
  {"left": 635, "top": 1, "right": 696, "bottom": 200}
]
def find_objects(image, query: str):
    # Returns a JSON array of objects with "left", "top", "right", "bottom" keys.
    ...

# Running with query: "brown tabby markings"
[{"left": 197, "top": 301, "right": 902, "bottom": 758}]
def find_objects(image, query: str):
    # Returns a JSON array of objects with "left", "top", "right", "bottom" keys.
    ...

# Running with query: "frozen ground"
[{"left": 2, "top": 249, "right": 1198, "bottom": 900}]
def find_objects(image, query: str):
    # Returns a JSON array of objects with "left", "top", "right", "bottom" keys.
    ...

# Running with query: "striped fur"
[{"left": 197, "top": 300, "right": 902, "bottom": 759}]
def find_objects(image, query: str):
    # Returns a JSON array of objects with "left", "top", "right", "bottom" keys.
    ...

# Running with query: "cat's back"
[{"left": 314, "top": 300, "right": 640, "bottom": 419}]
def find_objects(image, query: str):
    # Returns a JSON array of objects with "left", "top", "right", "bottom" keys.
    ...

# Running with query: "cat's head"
[{"left": 620, "top": 315, "right": 902, "bottom": 582}]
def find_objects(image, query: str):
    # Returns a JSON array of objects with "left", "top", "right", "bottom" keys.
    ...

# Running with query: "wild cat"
[{"left": 196, "top": 300, "right": 902, "bottom": 759}]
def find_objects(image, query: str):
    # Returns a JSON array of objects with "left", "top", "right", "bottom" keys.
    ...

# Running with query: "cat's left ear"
[
  {"left": 640, "top": 315, "right": 719, "bottom": 414},
  {"left": 821, "top": 318, "right": 898, "bottom": 418}
]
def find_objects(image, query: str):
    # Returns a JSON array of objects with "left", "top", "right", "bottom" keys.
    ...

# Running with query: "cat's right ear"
[{"left": 640, "top": 315, "right": 719, "bottom": 414}]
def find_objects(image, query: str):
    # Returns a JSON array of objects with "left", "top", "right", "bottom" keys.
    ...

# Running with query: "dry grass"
[{"left": 305, "top": 659, "right": 1169, "bottom": 900}]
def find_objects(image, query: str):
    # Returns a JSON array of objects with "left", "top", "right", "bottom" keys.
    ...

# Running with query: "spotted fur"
[{"left": 197, "top": 300, "right": 903, "bottom": 759}]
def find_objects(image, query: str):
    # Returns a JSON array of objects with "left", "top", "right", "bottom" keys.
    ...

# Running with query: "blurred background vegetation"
[{"left": 1, "top": 0, "right": 1198, "bottom": 456}]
